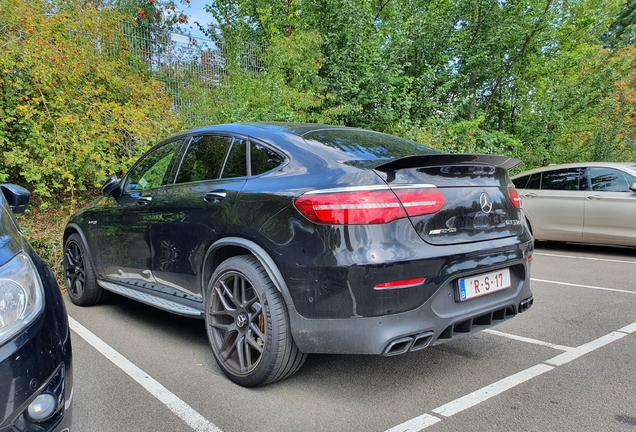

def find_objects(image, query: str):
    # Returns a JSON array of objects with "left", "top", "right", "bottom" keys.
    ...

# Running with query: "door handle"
[
  {"left": 204, "top": 192, "right": 227, "bottom": 203},
  {"left": 586, "top": 195, "right": 603, "bottom": 201},
  {"left": 523, "top": 193, "right": 537, "bottom": 198},
  {"left": 137, "top": 196, "right": 153, "bottom": 205}
]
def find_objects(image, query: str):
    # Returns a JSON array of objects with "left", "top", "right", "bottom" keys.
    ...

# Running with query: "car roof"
[
  {"left": 185, "top": 122, "right": 371, "bottom": 143},
  {"left": 512, "top": 161, "right": 636, "bottom": 178},
  {"left": 166, "top": 122, "right": 394, "bottom": 154},
  {"left": 163, "top": 122, "right": 442, "bottom": 168},
  {"left": 187, "top": 122, "right": 352, "bottom": 136}
]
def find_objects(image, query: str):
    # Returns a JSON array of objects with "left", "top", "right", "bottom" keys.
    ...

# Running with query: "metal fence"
[{"left": 120, "top": 23, "right": 265, "bottom": 122}]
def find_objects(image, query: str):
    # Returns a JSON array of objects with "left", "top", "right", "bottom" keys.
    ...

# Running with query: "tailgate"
[{"left": 376, "top": 155, "right": 524, "bottom": 245}]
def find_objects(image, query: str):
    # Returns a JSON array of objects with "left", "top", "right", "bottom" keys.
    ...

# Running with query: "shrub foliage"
[{"left": 0, "top": 0, "right": 180, "bottom": 205}]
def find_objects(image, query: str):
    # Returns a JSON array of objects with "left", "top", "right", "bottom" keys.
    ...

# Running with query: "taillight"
[
  {"left": 508, "top": 186, "right": 522, "bottom": 209},
  {"left": 393, "top": 188, "right": 445, "bottom": 217},
  {"left": 294, "top": 190, "right": 405, "bottom": 224},
  {"left": 294, "top": 186, "right": 445, "bottom": 225}
]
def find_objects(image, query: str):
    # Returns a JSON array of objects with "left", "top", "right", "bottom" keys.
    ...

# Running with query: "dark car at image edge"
[
  {"left": 0, "top": 185, "right": 73, "bottom": 431},
  {"left": 63, "top": 122, "right": 534, "bottom": 387}
]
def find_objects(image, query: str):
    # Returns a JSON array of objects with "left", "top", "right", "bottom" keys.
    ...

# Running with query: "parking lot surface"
[{"left": 66, "top": 242, "right": 636, "bottom": 431}]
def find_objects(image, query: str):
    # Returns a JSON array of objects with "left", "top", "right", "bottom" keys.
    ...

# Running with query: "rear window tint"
[
  {"left": 540, "top": 169, "right": 582, "bottom": 190},
  {"left": 512, "top": 175, "right": 529, "bottom": 189},
  {"left": 221, "top": 139, "right": 247, "bottom": 179},
  {"left": 177, "top": 135, "right": 233, "bottom": 183},
  {"left": 251, "top": 142, "right": 284, "bottom": 175},
  {"left": 527, "top": 173, "right": 540, "bottom": 189},
  {"left": 303, "top": 129, "right": 440, "bottom": 162}
]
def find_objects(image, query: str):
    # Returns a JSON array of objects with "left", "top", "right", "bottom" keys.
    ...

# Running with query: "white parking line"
[
  {"left": 531, "top": 278, "right": 636, "bottom": 295},
  {"left": 68, "top": 317, "right": 222, "bottom": 432},
  {"left": 384, "top": 414, "right": 441, "bottom": 432},
  {"left": 385, "top": 321, "right": 636, "bottom": 432},
  {"left": 431, "top": 364, "right": 555, "bottom": 417},
  {"left": 534, "top": 252, "right": 636, "bottom": 265},
  {"left": 483, "top": 329, "right": 573, "bottom": 351},
  {"left": 545, "top": 332, "right": 627, "bottom": 367}
]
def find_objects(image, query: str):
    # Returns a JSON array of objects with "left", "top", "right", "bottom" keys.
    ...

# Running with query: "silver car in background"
[{"left": 512, "top": 162, "right": 636, "bottom": 247}]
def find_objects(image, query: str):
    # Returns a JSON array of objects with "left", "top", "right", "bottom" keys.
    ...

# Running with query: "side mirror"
[
  {"left": 102, "top": 175, "right": 122, "bottom": 197},
  {"left": 0, "top": 184, "right": 30, "bottom": 214},
  {"left": 630, "top": 182, "right": 636, "bottom": 193}
]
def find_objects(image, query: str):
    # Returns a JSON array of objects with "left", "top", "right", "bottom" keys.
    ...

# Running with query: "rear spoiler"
[{"left": 375, "top": 154, "right": 522, "bottom": 172}]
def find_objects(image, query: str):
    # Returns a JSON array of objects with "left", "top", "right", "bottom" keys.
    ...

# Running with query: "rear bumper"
[
  {"left": 276, "top": 215, "right": 534, "bottom": 320},
  {"left": 288, "top": 253, "right": 533, "bottom": 355}
]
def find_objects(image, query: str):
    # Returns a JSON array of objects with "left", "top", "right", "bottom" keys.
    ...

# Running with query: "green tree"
[
  {"left": 604, "top": 0, "right": 636, "bottom": 48},
  {"left": 184, "top": 0, "right": 636, "bottom": 164},
  {"left": 180, "top": 29, "right": 352, "bottom": 125}
]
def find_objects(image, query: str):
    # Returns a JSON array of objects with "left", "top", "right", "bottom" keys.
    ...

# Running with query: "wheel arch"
[
  {"left": 202, "top": 237, "right": 293, "bottom": 307},
  {"left": 63, "top": 223, "right": 83, "bottom": 244},
  {"left": 63, "top": 223, "right": 99, "bottom": 273}
]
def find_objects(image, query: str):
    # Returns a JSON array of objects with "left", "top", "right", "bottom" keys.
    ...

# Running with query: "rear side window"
[
  {"left": 527, "top": 173, "right": 541, "bottom": 189},
  {"left": 540, "top": 169, "right": 582, "bottom": 190},
  {"left": 589, "top": 167, "right": 636, "bottom": 192},
  {"left": 176, "top": 135, "right": 233, "bottom": 183},
  {"left": 512, "top": 175, "right": 529, "bottom": 189},
  {"left": 221, "top": 139, "right": 247, "bottom": 179},
  {"left": 251, "top": 142, "right": 283, "bottom": 176}
]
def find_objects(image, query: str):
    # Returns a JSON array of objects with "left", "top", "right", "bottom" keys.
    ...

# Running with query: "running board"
[{"left": 98, "top": 281, "right": 204, "bottom": 318}]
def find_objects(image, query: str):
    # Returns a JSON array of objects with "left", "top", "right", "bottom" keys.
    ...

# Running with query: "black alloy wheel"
[
  {"left": 64, "top": 233, "right": 107, "bottom": 306},
  {"left": 209, "top": 268, "right": 265, "bottom": 374},
  {"left": 205, "top": 255, "right": 306, "bottom": 387}
]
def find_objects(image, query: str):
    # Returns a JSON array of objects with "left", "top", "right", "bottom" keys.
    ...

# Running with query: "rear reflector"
[
  {"left": 374, "top": 277, "right": 426, "bottom": 290},
  {"left": 294, "top": 187, "right": 445, "bottom": 225},
  {"left": 508, "top": 187, "right": 522, "bottom": 209}
]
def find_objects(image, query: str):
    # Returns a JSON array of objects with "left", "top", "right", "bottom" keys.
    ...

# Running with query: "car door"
[
  {"left": 520, "top": 168, "right": 585, "bottom": 239},
  {"left": 95, "top": 138, "right": 185, "bottom": 286},
  {"left": 148, "top": 134, "right": 248, "bottom": 301},
  {"left": 583, "top": 166, "right": 636, "bottom": 243}
]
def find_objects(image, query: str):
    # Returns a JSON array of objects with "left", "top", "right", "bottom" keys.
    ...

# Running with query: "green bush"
[{"left": 0, "top": 0, "right": 181, "bottom": 205}]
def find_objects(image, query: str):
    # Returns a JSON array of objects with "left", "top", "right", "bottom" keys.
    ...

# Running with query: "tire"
[
  {"left": 64, "top": 233, "right": 108, "bottom": 306},
  {"left": 205, "top": 255, "right": 306, "bottom": 387}
]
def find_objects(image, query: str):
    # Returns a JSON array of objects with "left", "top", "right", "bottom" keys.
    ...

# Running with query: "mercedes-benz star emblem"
[
  {"left": 479, "top": 192, "right": 493, "bottom": 214},
  {"left": 236, "top": 313, "right": 248, "bottom": 328}
]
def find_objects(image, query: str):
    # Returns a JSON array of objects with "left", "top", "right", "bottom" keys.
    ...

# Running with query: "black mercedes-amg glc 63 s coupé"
[{"left": 63, "top": 123, "right": 533, "bottom": 386}]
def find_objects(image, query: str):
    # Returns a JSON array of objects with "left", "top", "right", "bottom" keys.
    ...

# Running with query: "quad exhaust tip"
[
  {"left": 520, "top": 296, "right": 534, "bottom": 312},
  {"left": 382, "top": 300, "right": 530, "bottom": 356},
  {"left": 382, "top": 331, "right": 435, "bottom": 356}
]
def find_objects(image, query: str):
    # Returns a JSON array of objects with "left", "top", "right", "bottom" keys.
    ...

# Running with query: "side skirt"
[{"left": 97, "top": 280, "right": 204, "bottom": 318}]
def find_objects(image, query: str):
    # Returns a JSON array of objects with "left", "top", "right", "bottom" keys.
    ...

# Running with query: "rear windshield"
[{"left": 303, "top": 129, "right": 441, "bottom": 165}]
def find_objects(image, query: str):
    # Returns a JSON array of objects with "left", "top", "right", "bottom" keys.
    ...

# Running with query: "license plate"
[{"left": 458, "top": 268, "right": 511, "bottom": 301}]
